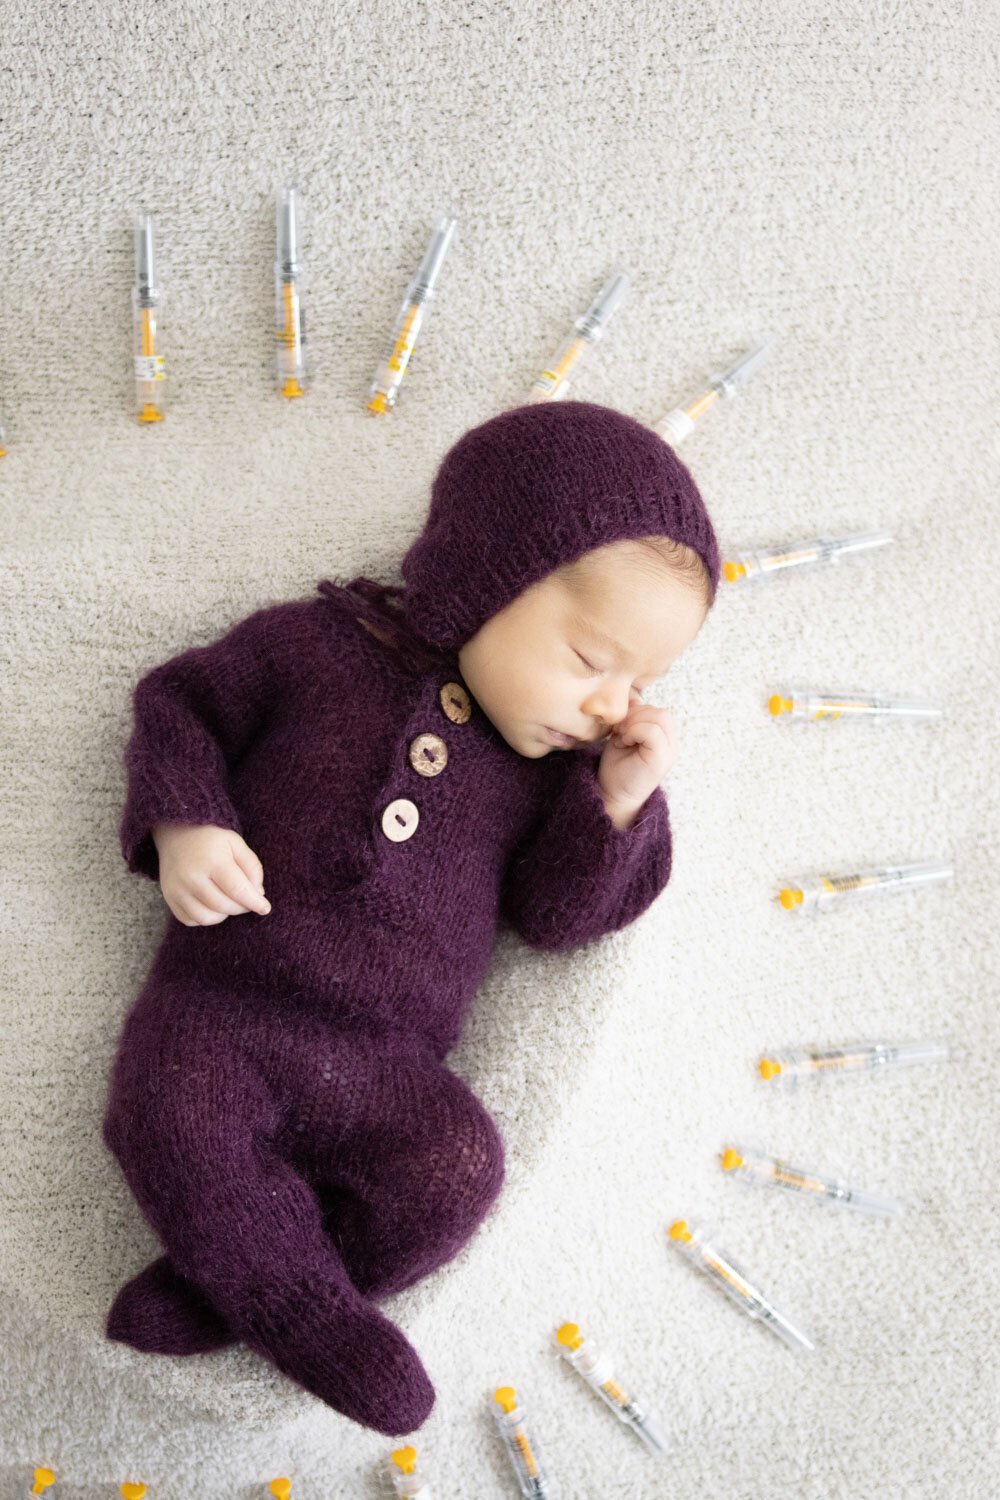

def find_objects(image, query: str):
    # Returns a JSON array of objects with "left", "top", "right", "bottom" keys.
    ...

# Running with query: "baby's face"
[{"left": 456, "top": 541, "right": 709, "bottom": 759}]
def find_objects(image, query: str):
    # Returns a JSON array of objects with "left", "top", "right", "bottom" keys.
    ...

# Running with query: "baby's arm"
[
  {"left": 120, "top": 597, "right": 315, "bottom": 888},
  {"left": 499, "top": 743, "right": 673, "bottom": 952}
]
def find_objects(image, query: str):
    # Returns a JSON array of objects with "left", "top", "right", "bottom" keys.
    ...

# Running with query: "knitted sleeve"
[
  {"left": 119, "top": 599, "right": 309, "bottom": 882},
  {"left": 498, "top": 745, "right": 673, "bottom": 951}
]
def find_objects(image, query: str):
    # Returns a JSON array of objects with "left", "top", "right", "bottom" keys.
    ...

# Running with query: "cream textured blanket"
[{"left": 2, "top": 1, "right": 997, "bottom": 1495}]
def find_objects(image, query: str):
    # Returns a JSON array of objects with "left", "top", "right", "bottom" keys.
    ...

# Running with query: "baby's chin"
[{"left": 487, "top": 716, "right": 553, "bottom": 758}]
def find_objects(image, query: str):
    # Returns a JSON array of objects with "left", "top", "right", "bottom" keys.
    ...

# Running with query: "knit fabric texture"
[
  {"left": 399, "top": 399, "right": 721, "bottom": 651},
  {"left": 103, "top": 574, "right": 679, "bottom": 1431}
]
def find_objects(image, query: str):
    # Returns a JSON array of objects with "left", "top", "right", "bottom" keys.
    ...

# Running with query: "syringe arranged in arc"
[
  {"left": 527, "top": 265, "right": 633, "bottom": 403},
  {"left": 655, "top": 343, "right": 769, "bottom": 444},
  {"left": 777, "top": 860, "right": 953, "bottom": 914},
  {"left": 724, "top": 530, "right": 893, "bottom": 583},
  {"left": 721, "top": 1145, "right": 905, "bottom": 1218},
  {"left": 274, "top": 183, "right": 310, "bottom": 399},
  {"left": 133, "top": 210, "right": 166, "bottom": 424},
  {"left": 667, "top": 1220, "right": 815, "bottom": 1353},
  {"left": 768, "top": 686, "right": 943, "bottom": 723},
  {"left": 555, "top": 1322, "right": 671, "bottom": 1455},
  {"left": 758, "top": 1039, "right": 950, "bottom": 1089},
  {"left": 491, "top": 1386, "right": 554, "bottom": 1498},
  {"left": 367, "top": 211, "right": 459, "bottom": 415}
]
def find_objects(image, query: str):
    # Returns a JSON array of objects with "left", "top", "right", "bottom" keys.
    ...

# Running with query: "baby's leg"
[
  {"left": 104, "top": 1031, "right": 505, "bottom": 1351},
  {"left": 102, "top": 989, "right": 435, "bottom": 1435},
  {"left": 106, "top": 1252, "right": 232, "bottom": 1354},
  {"left": 301, "top": 1040, "right": 507, "bottom": 1302}
]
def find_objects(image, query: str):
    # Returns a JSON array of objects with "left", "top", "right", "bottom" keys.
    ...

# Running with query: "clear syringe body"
[
  {"left": 667, "top": 1221, "right": 814, "bottom": 1353},
  {"left": 769, "top": 687, "right": 943, "bottom": 723},
  {"left": 655, "top": 343, "right": 769, "bottom": 444},
  {"left": 723, "top": 531, "right": 893, "bottom": 583},
  {"left": 555, "top": 1325, "right": 670, "bottom": 1454},
  {"left": 721, "top": 1146, "right": 905, "bottom": 1218},
  {"left": 367, "top": 212, "right": 458, "bottom": 415},
  {"left": 491, "top": 1388, "right": 553, "bottom": 1498},
  {"left": 759, "top": 1039, "right": 950, "bottom": 1090},
  {"left": 274, "top": 184, "right": 309, "bottom": 399},
  {"left": 779, "top": 860, "right": 953, "bottom": 913},
  {"left": 133, "top": 210, "right": 166, "bottom": 424},
  {"left": 527, "top": 265, "right": 633, "bottom": 403}
]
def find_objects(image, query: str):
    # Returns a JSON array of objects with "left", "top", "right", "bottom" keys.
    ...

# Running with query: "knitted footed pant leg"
[
  {"left": 103, "top": 1013, "right": 435, "bottom": 1435},
  {"left": 106, "top": 1038, "right": 505, "bottom": 1359},
  {"left": 317, "top": 1047, "right": 507, "bottom": 1300}
]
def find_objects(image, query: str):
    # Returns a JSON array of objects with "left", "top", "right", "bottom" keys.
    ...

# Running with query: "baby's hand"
[
  {"left": 596, "top": 691, "right": 680, "bottom": 816},
  {"left": 151, "top": 823, "right": 272, "bottom": 927}
]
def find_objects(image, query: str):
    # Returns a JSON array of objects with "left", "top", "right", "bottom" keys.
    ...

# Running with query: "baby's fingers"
[
  {"left": 213, "top": 869, "right": 271, "bottom": 916},
  {"left": 174, "top": 893, "right": 230, "bottom": 926}
]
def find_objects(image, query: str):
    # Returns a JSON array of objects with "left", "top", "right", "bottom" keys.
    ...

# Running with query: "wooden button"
[
  {"left": 409, "top": 732, "right": 448, "bottom": 777},
  {"left": 381, "top": 798, "right": 420, "bottom": 842},
  {"left": 440, "top": 681, "right": 471, "bottom": 723}
]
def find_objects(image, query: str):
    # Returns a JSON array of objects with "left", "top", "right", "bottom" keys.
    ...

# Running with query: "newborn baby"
[{"left": 102, "top": 399, "right": 721, "bottom": 1436}]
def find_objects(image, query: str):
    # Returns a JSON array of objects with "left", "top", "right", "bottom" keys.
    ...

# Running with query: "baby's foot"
[
  {"left": 106, "top": 1255, "right": 235, "bottom": 1355},
  {"left": 238, "top": 1278, "right": 435, "bottom": 1435}
]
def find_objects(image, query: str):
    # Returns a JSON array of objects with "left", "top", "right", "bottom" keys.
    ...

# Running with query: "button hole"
[{"left": 395, "top": 813, "right": 407, "bottom": 827}]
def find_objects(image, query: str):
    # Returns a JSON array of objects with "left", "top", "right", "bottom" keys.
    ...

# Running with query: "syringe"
[
  {"left": 269, "top": 1481, "right": 291, "bottom": 1500},
  {"left": 667, "top": 1221, "right": 815, "bottom": 1353},
  {"left": 555, "top": 1323, "right": 671, "bottom": 1454},
  {"left": 723, "top": 531, "right": 893, "bottom": 583},
  {"left": 23, "top": 1469, "right": 55, "bottom": 1498},
  {"left": 654, "top": 344, "right": 769, "bottom": 444},
  {"left": 383, "top": 1445, "right": 434, "bottom": 1497},
  {"left": 492, "top": 1386, "right": 554, "bottom": 1498},
  {"left": 367, "top": 211, "right": 458, "bottom": 415},
  {"left": 778, "top": 860, "right": 953, "bottom": 913},
  {"left": 769, "top": 687, "right": 943, "bottom": 723},
  {"left": 527, "top": 265, "right": 633, "bottom": 403},
  {"left": 721, "top": 1145, "right": 905, "bottom": 1219},
  {"left": 758, "top": 1039, "right": 950, "bottom": 1090},
  {"left": 133, "top": 210, "right": 166, "bottom": 424},
  {"left": 274, "top": 184, "right": 309, "bottom": 399}
]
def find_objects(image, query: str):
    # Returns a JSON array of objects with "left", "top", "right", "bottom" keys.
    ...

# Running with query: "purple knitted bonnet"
[{"left": 398, "top": 400, "right": 721, "bottom": 652}]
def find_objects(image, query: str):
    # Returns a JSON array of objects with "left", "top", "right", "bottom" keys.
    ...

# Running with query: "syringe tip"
[
  {"left": 32, "top": 1471, "right": 56, "bottom": 1495},
  {"left": 667, "top": 1220, "right": 691, "bottom": 1242},
  {"left": 269, "top": 1481, "right": 291, "bottom": 1500},
  {"left": 721, "top": 1149, "right": 743, "bottom": 1170},
  {"left": 556, "top": 1322, "right": 583, "bottom": 1348},
  {"left": 494, "top": 1386, "right": 517, "bottom": 1413},
  {"left": 770, "top": 695, "right": 792, "bottom": 716},
  {"left": 779, "top": 888, "right": 804, "bottom": 909},
  {"left": 759, "top": 1058, "right": 782, "bottom": 1080},
  {"left": 723, "top": 561, "right": 745, "bottom": 581},
  {"left": 391, "top": 1448, "right": 418, "bottom": 1475}
]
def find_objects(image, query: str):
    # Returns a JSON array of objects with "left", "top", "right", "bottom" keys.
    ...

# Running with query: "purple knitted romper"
[{"left": 102, "top": 401, "right": 720, "bottom": 1435}]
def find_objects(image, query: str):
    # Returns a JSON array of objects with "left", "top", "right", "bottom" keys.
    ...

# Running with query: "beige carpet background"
[{"left": 2, "top": 2, "right": 998, "bottom": 1495}]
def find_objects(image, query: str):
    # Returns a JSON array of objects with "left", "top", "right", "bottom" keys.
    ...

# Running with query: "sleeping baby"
[{"left": 102, "top": 398, "right": 721, "bottom": 1435}]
